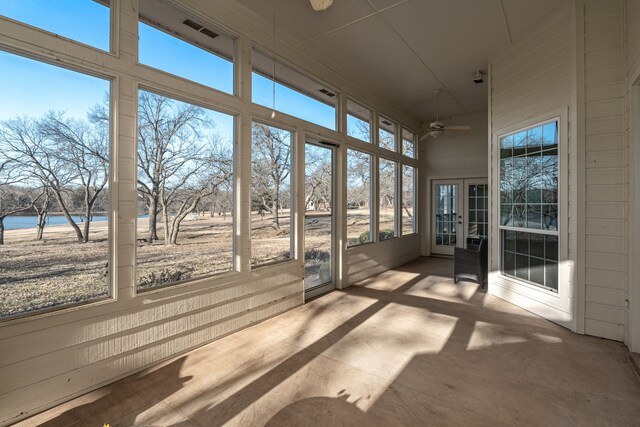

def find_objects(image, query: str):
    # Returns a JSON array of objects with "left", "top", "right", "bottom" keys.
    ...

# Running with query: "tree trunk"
[
  {"left": 169, "top": 197, "right": 201, "bottom": 245},
  {"left": 83, "top": 207, "right": 91, "bottom": 243},
  {"left": 35, "top": 193, "right": 50, "bottom": 241},
  {"left": 51, "top": 190, "right": 84, "bottom": 242},
  {"left": 147, "top": 194, "right": 159, "bottom": 243},
  {"left": 0, "top": 217, "right": 4, "bottom": 245},
  {"left": 273, "top": 182, "right": 280, "bottom": 229},
  {"left": 36, "top": 212, "right": 46, "bottom": 240},
  {"left": 162, "top": 206, "right": 170, "bottom": 246}
]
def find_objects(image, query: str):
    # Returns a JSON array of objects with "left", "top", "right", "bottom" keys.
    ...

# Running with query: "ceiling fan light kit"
[{"left": 310, "top": 0, "right": 333, "bottom": 11}]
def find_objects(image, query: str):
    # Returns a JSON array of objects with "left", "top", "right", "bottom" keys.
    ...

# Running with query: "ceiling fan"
[{"left": 419, "top": 89, "right": 471, "bottom": 141}]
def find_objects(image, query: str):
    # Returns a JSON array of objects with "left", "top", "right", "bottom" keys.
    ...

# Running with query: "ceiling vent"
[
  {"left": 318, "top": 88, "right": 336, "bottom": 97},
  {"left": 182, "top": 19, "right": 203, "bottom": 31},
  {"left": 182, "top": 19, "right": 219, "bottom": 40},
  {"left": 200, "top": 28, "right": 219, "bottom": 39}
]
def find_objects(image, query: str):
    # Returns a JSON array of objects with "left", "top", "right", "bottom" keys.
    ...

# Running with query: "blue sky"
[{"left": 0, "top": 0, "right": 337, "bottom": 139}]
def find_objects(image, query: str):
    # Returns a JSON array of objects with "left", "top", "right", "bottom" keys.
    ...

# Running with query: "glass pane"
[
  {"left": 378, "top": 116, "right": 396, "bottom": 151},
  {"left": 402, "top": 165, "right": 415, "bottom": 235},
  {"left": 136, "top": 90, "right": 234, "bottom": 290},
  {"left": 499, "top": 121, "right": 558, "bottom": 233},
  {"left": 379, "top": 159, "right": 397, "bottom": 239},
  {"left": 0, "top": 51, "right": 110, "bottom": 318},
  {"left": 501, "top": 230, "right": 558, "bottom": 292},
  {"left": 347, "top": 99, "right": 371, "bottom": 143},
  {"left": 251, "top": 122, "right": 292, "bottom": 265},
  {"left": 347, "top": 149, "right": 372, "bottom": 246},
  {"left": 0, "top": 0, "right": 110, "bottom": 51},
  {"left": 402, "top": 128, "right": 415, "bottom": 158},
  {"left": 304, "top": 144, "right": 332, "bottom": 289},
  {"left": 435, "top": 184, "right": 458, "bottom": 246},
  {"left": 252, "top": 49, "right": 336, "bottom": 130},
  {"left": 139, "top": 0, "right": 234, "bottom": 94}
]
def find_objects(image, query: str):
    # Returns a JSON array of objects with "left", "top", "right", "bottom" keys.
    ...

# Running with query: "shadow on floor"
[{"left": 32, "top": 257, "right": 640, "bottom": 426}]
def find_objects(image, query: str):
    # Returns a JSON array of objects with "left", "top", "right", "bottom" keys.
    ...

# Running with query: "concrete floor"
[{"left": 17, "top": 257, "right": 640, "bottom": 426}]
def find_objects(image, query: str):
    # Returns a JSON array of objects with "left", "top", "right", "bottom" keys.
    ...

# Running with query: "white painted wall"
[
  {"left": 488, "top": 3, "right": 577, "bottom": 329},
  {"left": 626, "top": 0, "right": 640, "bottom": 352},
  {"left": 488, "top": 0, "right": 635, "bottom": 344},
  {"left": 582, "top": 0, "right": 627, "bottom": 341},
  {"left": 419, "top": 112, "right": 488, "bottom": 255},
  {"left": 0, "top": 1, "right": 421, "bottom": 424}
]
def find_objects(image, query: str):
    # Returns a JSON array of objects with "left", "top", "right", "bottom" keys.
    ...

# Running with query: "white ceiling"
[{"left": 235, "top": 0, "right": 568, "bottom": 123}]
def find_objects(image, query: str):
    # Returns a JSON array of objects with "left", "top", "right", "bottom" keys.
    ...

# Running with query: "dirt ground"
[{"left": 0, "top": 207, "right": 409, "bottom": 318}]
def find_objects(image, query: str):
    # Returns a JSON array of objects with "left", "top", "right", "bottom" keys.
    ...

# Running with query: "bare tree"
[
  {"left": 304, "top": 147, "right": 331, "bottom": 211},
  {"left": 161, "top": 140, "right": 233, "bottom": 245},
  {"left": 137, "top": 91, "right": 210, "bottom": 243},
  {"left": 40, "top": 112, "right": 109, "bottom": 242},
  {"left": 251, "top": 123, "right": 291, "bottom": 229}
]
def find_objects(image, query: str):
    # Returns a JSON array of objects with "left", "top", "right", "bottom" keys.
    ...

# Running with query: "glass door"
[
  {"left": 304, "top": 142, "right": 334, "bottom": 297},
  {"left": 465, "top": 181, "right": 489, "bottom": 239},
  {"left": 431, "top": 179, "right": 489, "bottom": 256},
  {"left": 432, "top": 180, "right": 462, "bottom": 256}
]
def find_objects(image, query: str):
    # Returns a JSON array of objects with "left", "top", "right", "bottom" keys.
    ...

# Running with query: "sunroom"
[{"left": 0, "top": 0, "right": 639, "bottom": 425}]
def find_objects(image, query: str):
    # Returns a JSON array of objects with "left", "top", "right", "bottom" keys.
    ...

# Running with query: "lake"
[{"left": 3, "top": 215, "right": 109, "bottom": 230}]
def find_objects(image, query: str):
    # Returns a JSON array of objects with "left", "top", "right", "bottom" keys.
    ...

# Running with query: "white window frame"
[{"left": 489, "top": 108, "right": 573, "bottom": 326}]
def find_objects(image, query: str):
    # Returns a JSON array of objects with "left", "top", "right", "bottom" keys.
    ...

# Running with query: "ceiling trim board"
[
  {"left": 499, "top": 0, "right": 513, "bottom": 44},
  {"left": 301, "top": 0, "right": 408, "bottom": 45}
]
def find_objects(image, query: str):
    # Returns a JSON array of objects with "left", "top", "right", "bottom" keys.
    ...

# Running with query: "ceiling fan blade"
[
  {"left": 418, "top": 132, "right": 430, "bottom": 142},
  {"left": 443, "top": 125, "right": 471, "bottom": 131}
]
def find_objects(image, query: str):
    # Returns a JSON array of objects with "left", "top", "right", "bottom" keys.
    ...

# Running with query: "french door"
[{"left": 431, "top": 178, "right": 488, "bottom": 256}]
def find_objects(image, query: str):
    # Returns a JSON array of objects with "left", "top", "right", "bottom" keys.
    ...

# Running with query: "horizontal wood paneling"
[
  {"left": 345, "top": 235, "right": 420, "bottom": 285},
  {"left": 583, "top": 0, "right": 627, "bottom": 339}
]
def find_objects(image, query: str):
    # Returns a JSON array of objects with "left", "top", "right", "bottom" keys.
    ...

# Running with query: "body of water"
[{"left": 3, "top": 215, "right": 109, "bottom": 230}]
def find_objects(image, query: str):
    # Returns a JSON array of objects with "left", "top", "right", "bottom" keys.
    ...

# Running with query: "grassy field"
[{"left": 0, "top": 207, "right": 407, "bottom": 318}]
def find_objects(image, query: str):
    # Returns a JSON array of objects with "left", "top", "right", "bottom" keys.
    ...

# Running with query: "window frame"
[
  {"left": 250, "top": 46, "right": 338, "bottom": 131},
  {"left": 378, "top": 156, "right": 398, "bottom": 241},
  {"left": 498, "top": 118, "right": 559, "bottom": 292},
  {"left": 401, "top": 164, "right": 417, "bottom": 236},
  {"left": 134, "top": 84, "right": 239, "bottom": 293},
  {"left": 491, "top": 108, "right": 570, "bottom": 314},
  {"left": 401, "top": 128, "right": 417, "bottom": 159},
  {"left": 346, "top": 148, "right": 374, "bottom": 247},
  {"left": 377, "top": 115, "right": 397, "bottom": 152},
  {"left": 249, "top": 118, "right": 296, "bottom": 268},
  {"left": 346, "top": 98, "right": 373, "bottom": 144},
  {"left": 0, "top": 49, "right": 116, "bottom": 321},
  {"left": 137, "top": 0, "right": 238, "bottom": 96},
  {"left": 0, "top": 0, "right": 114, "bottom": 53}
]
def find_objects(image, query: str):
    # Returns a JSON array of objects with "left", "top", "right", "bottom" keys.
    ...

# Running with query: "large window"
[
  {"left": 136, "top": 89, "right": 234, "bottom": 290},
  {"left": 379, "top": 158, "right": 397, "bottom": 240},
  {"left": 0, "top": 0, "right": 111, "bottom": 51},
  {"left": 378, "top": 116, "right": 396, "bottom": 152},
  {"left": 346, "top": 149, "right": 372, "bottom": 246},
  {"left": 347, "top": 99, "right": 371, "bottom": 143},
  {"left": 251, "top": 122, "right": 293, "bottom": 266},
  {"left": 252, "top": 49, "right": 336, "bottom": 130},
  {"left": 402, "top": 165, "right": 416, "bottom": 235},
  {"left": 499, "top": 121, "right": 558, "bottom": 291},
  {"left": 138, "top": 0, "right": 234, "bottom": 94},
  {"left": 0, "top": 51, "right": 110, "bottom": 318}
]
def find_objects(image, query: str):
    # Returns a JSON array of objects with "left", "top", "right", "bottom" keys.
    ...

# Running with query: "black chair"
[{"left": 454, "top": 237, "right": 488, "bottom": 289}]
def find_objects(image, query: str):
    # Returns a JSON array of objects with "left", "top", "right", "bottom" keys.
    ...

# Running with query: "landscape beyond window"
[{"left": 0, "top": 51, "right": 111, "bottom": 318}]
